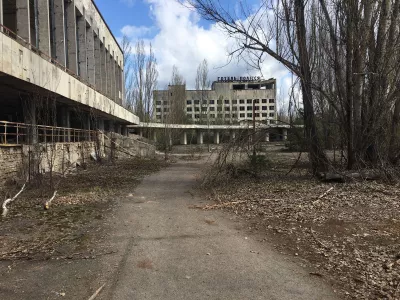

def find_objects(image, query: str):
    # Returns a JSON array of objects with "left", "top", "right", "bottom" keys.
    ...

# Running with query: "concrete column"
[
  {"left": 197, "top": 131, "right": 203, "bottom": 145},
  {"left": 282, "top": 128, "right": 288, "bottom": 141},
  {"left": 108, "top": 120, "right": 114, "bottom": 133},
  {"left": 213, "top": 131, "right": 220, "bottom": 144},
  {"left": 86, "top": 28, "right": 95, "bottom": 85},
  {"left": 180, "top": 131, "right": 187, "bottom": 145},
  {"left": 121, "top": 126, "right": 128, "bottom": 136},
  {"left": 110, "top": 55, "right": 115, "bottom": 101},
  {"left": 77, "top": 14, "right": 87, "bottom": 79},
  {"left": 16, "top": 0, "right": 31, "bottom": 44},
  {"left": 0, "top": 0, "right": 3, "bottom": 28},
  {"left": 139, "top": 129, "right": 143, "bottom": 138},
  {"left": 230, "top": 131, "right": 236, "bottom": 141},
  {"left": 60, "top": 106, "right": 70, "bottom": 142},
  {"left": 65, "top": 0, "right": 77, "bottom": 73},
  {"left": 265, "top": 132, "right": 270, "bottom": 142},
  {"left": 37, "top": 0, "right": 51, "bottom": 56},
  {"left": 53, "top": 0, "right": 66, "bottom": 66},
  {"left": 100, "top": 43, "right": 107, "bottom": 95},
  {"left": 153, "top": 130, "right": 157, "bottom": 142},
  {"left": 94, "top": 36, "right": 102, "bottom": 91},
  {"left": 106, "top": 50, "right": 112, "bottom": 98}
]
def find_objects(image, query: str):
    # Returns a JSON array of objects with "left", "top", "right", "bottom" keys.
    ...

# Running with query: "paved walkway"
[{"left": 101, "top": 159, "right": 339, "bottom": 300}]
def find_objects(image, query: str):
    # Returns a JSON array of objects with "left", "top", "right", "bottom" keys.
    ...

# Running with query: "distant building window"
[
  {"left": 187, "top": 100, "right": 192, "bottom": 105},
  {"left": 269, "top": 113, "right": 275, "bottom": 117},
  {"left": 247, "top": 113, "right": 253, "bottom": 118},
  {"left": 217, "top": 107, "right": 222, "bottom": 111},
  {"left": 262, "top": 99, "right": 267, "bottom": 103},
  {"left": 156, "top": 101, "right": 162, "bottom": 105},
  {"left": 247, "top": 106, "right": 252, "bottom": 110},
  {"left": 209, "top": 100, "right": 215, "bottom": 104},
  {"left": 232, "top": 114, "right": 237, "bottom": 118},
  {"left": 270, "top": 120, "right": 276, "bottom": 124},
  {"left": 232, "top": 107, "right": 237, "bottom": 111},
  {"left": 194, "top": 114, "right": 200, "bottom": 119},
  {"left": 224, "top": 100, "right": 230, "bottom": 104},
  {"left": 202, "top": 100, "right": 208, "bottom": 105},
  {"left": 164, "top": 108, "right": 169, "bottom": 112},
  {"left": 240, "top": 113, "right": 245, "bottom": 118},
  {"left": 232, "top": 100, "right": 237, "bottom": 104},
  {"left": 164, "top": 100, "right": 168, "bottom": 104},
  {"left": 156, "top": 108, "right": 161, "bottom": 112},
  {"left": 240, "top": 106, "right": 245, "bottom": 111},
  {"left": 225, "top": 107, "right": 230, "bottom": 111},
  {"left": 194, "top": 100, "right": 200, "bottom": 104},
  {"left": 217, "top": 114, "right": 223, "bottom": 118},
  {"left": 187, "top": 114, "right": 192, "bottom": 119},
  {"left": 269, "top": 106, "right": 275, "bottom": 110},
  {"left": 225, "top": 114, "right": 230, "bottom": 118},
  {"left": 269, "top": 99, "right": 275, "bottom": 103},
  {"left": 247, "top": 99, "right": 252, "bottom": 104},
  {"left": 255, "top": 113, "right": 260, "bottom": 117},
  {"left": 195, "top": 107, "right": 200, "bottom": 111},
  {"left": 202, "top": 107, "right": 207, "bottom": 111},
  {"left": 187, "top": 107, "right": 192, "bottom": 112},
  {"left": 262, "top": 106, "right": 267, "bottom": 110},
  {"left": 156, "top": 115, "right": 161, "bottom": 119},
  {"left": 210, "top": 107, "right": 215, "bottom": 111},
  {"left": 210, "top": 114, "right": 215, "bottom": 118},
  {"left": 262, "top": 113, "right": 268, "bottom": 117},
  {"left": 239, "top": 99, "right": 245, "bottom": 104},
  {"left": 217, "top": 100, "right": 222, "bottom": 104},
  {"left": 254, "top": 99, "right": 259, "bottom": 103},
  {"left": 255, "top": 106, "right": 260, "bottom": 110}
]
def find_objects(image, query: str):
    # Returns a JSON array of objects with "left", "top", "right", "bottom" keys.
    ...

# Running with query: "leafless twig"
[{"left": 2, "top": 183, "right": 27, "bottom": 217}]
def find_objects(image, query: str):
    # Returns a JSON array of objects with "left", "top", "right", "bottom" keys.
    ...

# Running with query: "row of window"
[
  {"left": 186, "top": 113, "right": 275, "bottom": 119},
  {"left": 155, "top": 99, "right": 275, "bottom": 106},
  {"left": 186, "top": 99, "right": 275, "bottom": 105},
  {"left": 184, "top": 106, "right": 275, "bottom": 112}
]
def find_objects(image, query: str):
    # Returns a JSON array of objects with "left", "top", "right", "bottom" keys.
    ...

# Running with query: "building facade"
[
  {"left": 154, "top": 78, "right": 277, "bottom": 125},
  {"left": 0, "top": 0, "right": 138, "bottom": 131}
]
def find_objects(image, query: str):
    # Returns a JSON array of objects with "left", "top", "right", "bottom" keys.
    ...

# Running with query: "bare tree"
[
  {"left": 130, "top": 40, "right": 159, "bottom": 122},
  {"left": 184, "top": 0, "right": 400, "bottom": 176},
  {"left": 121, "top": 35, "right": 133, "bottom": 110}
]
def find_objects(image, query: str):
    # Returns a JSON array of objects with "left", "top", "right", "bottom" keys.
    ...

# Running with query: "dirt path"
[{"left": 97, "top": 158, "right": 340, "bottom": 300}]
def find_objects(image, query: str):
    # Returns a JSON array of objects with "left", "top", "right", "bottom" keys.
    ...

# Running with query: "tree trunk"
[{"left": 295, "top": 0, "right": 328, "bottom": 173}]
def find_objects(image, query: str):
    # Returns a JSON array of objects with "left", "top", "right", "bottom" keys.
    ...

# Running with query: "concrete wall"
[
  {"left": 105, "top": 133, "right": 156, "bottom": 159},
  {"left": 0, "top": 146, "right": 23, "bottom": 183}
]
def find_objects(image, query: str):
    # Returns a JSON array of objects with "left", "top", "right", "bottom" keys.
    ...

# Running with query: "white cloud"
[
  {"left": 121, "top": 25, "right": 154, "bottom": 40},
  {"left": 119, "top": 0, "right": 291, "bottom": 109}
]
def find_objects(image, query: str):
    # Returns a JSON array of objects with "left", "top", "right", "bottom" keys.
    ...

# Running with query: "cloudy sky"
[{"left": 95, "top": 0, "right": 292, "bottom": 108}]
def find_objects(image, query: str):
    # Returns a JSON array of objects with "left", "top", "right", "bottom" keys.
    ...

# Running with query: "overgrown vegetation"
[{"left": 202, "top": 146, "right": 400, "bottom": 300}]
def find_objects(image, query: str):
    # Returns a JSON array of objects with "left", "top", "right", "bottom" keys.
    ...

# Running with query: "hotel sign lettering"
[{"left": 217, "top": 76, "right": 261, "bottom": 82}]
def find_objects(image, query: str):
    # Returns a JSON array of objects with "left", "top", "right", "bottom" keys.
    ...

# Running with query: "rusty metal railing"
[
  {"left": 0, "top": 121, "right": 99, "bottom": 146},
  {"left": 0, "top": 24, "right": 121, "bottom": 105}
]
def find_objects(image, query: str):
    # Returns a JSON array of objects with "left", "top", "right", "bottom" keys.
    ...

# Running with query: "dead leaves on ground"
[{"left": 206, "top": 172, "right": 400, "bottom": 299}]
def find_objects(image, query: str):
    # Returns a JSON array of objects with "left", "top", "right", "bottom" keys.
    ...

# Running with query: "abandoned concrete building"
[
  {"left": 0, "top": 0, "right": 146, "bottom": 182},
  {"left": 154, "top": 78, "right": 277, "bottom": 125}
]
